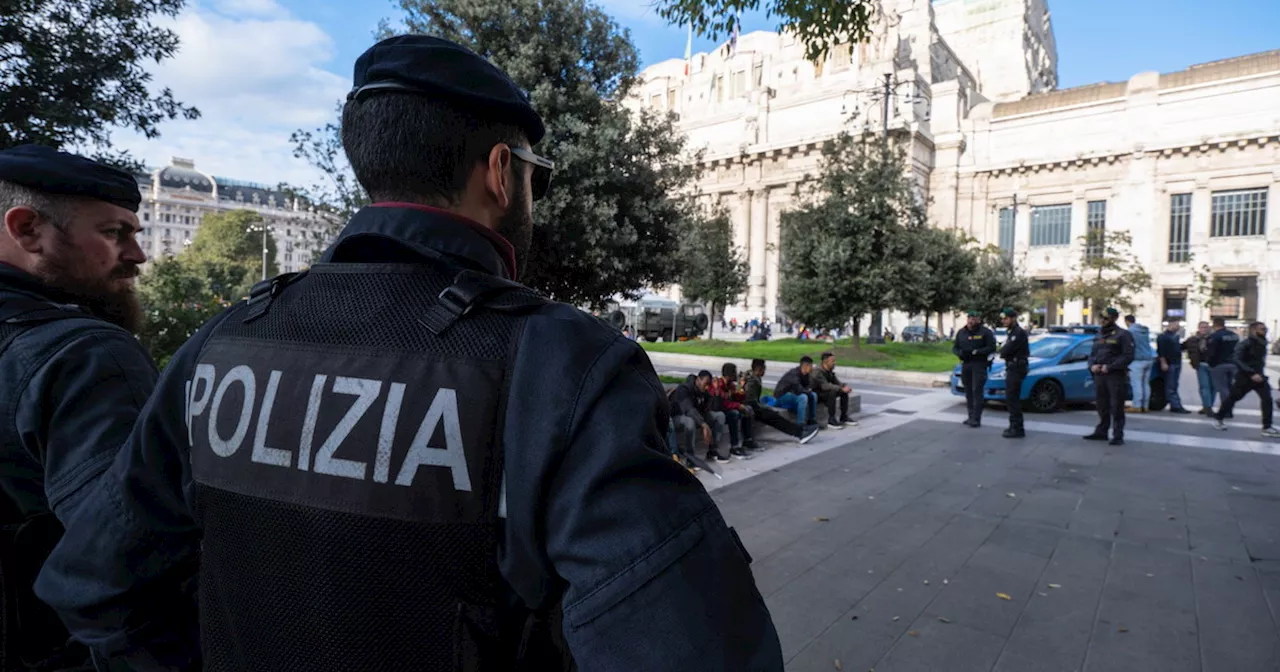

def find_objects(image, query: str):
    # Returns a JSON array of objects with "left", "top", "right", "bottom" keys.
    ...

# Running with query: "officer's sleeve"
[
  {"left": 952, "top": 333, "right": 965, "bottom": 359},
  {"left": 34, "top": 315, "right": 231, "bottom": 671},
  {"left": 1231, "top": 338, "right": 1256, "bottom": 375},
  {"left": 1114, "top": 331, "right": 1136, "bottom": 370},
  {"left": 15, "top": 328, "right": 157, "bottom": 523},
  {"left": 977, "top": 329, "right": 997, "bottom": 357},
  {"left": 514, "top": 334, "right": 783, "bottom": 669}
]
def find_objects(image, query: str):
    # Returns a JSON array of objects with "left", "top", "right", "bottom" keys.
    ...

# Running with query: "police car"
[{"left": 950, "top": 325, "right": 1167, "bottom": 413}]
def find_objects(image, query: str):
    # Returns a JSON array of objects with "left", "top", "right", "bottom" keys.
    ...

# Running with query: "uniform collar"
[
  {"left": 319, "top": 203, "right": 518, "bottom": 280},
  {"left": 0, "top": 261, "right": 79, "bottom": 305}
]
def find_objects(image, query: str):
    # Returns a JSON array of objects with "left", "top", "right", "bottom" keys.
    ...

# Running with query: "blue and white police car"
[{"left": 950, "top": 325, "right": 1167, "bottom": 413}]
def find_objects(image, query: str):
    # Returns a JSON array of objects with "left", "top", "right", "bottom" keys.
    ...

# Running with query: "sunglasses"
[{"left": 510, "top": 146, "right": 554, "bottom": 201}]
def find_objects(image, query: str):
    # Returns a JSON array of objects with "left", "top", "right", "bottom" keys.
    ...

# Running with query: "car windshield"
[{"left": 1029, "top": 338, "right": 1074, "bottom": 359}]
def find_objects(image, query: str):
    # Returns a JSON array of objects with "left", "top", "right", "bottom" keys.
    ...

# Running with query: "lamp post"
[
  {"left": 840, "top": 73, "right": 926, "bottom": 344},
  {"left": 245, "top": 221, "right": 269, "bottom": 281}
]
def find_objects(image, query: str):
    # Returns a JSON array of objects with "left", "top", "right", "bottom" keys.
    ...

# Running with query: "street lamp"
[{"left": 245, "top": 220, "right": 270, "bottom": 281}]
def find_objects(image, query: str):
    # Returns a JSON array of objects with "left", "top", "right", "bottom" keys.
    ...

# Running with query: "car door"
[{"left": 1057, "top": 340, "right": 1095, "bottom": 401}]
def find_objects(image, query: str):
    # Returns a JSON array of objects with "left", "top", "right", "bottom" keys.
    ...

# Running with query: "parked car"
[
  {"left": 901, "top": 325, "right": 940, "bottom": 342},
  {"left": 950, "top": 325, "right": 1166, "bottom": 413}
]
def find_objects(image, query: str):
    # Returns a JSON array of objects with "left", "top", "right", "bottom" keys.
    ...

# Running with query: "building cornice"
[{"left": 972, "top": 132, "right": 1280, "bottom": 178}]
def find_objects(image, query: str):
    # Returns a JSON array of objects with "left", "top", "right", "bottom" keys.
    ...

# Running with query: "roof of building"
[
  {"left": 993, "top": 49, "right": 1280, "bottom": 119},
  {"left": 157, "top": 164, "right": 215, "bottom": 193}
]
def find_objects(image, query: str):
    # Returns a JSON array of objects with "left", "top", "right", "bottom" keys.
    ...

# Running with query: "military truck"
[{"left": 605, "top": 296, "right": 709, "bottom": 342}]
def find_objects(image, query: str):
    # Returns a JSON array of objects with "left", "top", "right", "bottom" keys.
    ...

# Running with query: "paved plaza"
[{"left": 702, "top": 377, "right": 1280, "bottom": 671}]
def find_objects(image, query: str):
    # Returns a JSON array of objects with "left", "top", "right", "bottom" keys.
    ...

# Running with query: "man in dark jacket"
[
  {"left": 998, "top": 307, "right": 1030, "bottom": 439},
  {"left": 1205, "top": 317, "right": 1240, "bottom": 415},
  {"left": 812, "top": 352, "right": 856, "bottom": 429},
  {"left": 744, "top": 359, "right": 820, "bottom": 444},
  {"left": 1157, "top": 320, "right": 1191, "bottom": 414},
  {"left": 1213, "top": 322, "right": 1278, "bottom": 438},
  {"left": 1084, "top": 307, "right": 1135, "bottom": 446},
  {"left": 1181, "top": 321, "right": 1214, "bottom": 414},
  {"left": 0, "top": 145, "right": 157, "bottom": 671},
  {"left": 953, "top": 310, "right": 997, "bottom": 427},
  {"left": 774, "top": 356, "right": 819, "bottom": 425},
  {"left": 670, "top": 371, "right": 732, "bottom": 463},
  {"left": 36, "top": 36, "right": 782, "bottom": 671}
]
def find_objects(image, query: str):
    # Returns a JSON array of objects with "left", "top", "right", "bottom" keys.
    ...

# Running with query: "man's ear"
[
  {"left": 483, "top": 144, "right": 514, "bottom": 211},
  {"left": 3, "top": 206, "right": 47, "bottom": 254}
]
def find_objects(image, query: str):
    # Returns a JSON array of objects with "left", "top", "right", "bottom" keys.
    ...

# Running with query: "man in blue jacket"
[
  {"left": 0, "top": 145, "right": 157, "bottom": 671},
  {"left": 1124, "top": 314, "right": 1154, "bottom": 412},
  {"left": 1156, "top": 319, "right": 1192, "bottom": 414},
  {"left": 36, "top": 35, "right": 782, "bottom": 671}
]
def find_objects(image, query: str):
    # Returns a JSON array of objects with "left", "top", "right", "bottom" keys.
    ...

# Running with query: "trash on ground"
[{"left": 996, "top": 592, "right": 1012, "bottom": 601}]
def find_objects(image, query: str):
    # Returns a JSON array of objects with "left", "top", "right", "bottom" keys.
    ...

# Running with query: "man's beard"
[
  {"left": 34, "top": 235, "right": 143, "bottom": 333},
  {"left": 494, "top": 178, "right": 533, "bottom": 279}
]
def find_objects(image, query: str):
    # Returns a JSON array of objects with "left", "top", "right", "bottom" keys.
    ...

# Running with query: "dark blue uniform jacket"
[{"left": 35, "top": 206, "right": 783, "bottom": 671}]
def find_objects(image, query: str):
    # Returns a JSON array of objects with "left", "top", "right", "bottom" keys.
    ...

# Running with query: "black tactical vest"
[
  {"left": 0, "top": 297, "right": 95, "bottom": 671},
  {"left": 183, "top": 256, "right": 565, "bottom": 671}
]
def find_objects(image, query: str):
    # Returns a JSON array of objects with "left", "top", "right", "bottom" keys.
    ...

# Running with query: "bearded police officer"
[
  {"left": 998, "top": 307, "right": 1029, "bottom": 439},
  {"left": 953, "top": 310, "right": 997, "bottom": 428},
  {"left": 1084, "top": 307, "right": 1135, "bottom": 446},
  {"left": 0, "top": 145, "right": 155, "bottom": 671},
  {"left": 36, "top": 36, "right": 782, "bottom": 671}
]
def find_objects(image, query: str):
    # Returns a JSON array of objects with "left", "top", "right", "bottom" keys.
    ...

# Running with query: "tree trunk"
[
  {"left": 852, "top": 317, "right": 862, "bottom": 349},
  {"left": 923, "top": 310, "right": 930, "bottom": 342},
  {"left": 709, "top": 302, "right": 715, "bottom": 340},
  {"left": 937, "top": 312, "right": 945, "bottom": 342}
]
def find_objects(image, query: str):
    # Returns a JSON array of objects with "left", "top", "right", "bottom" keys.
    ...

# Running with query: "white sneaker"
[
  {"left": 799, "top": 427, "right": 820, "bottom": 444},
  {"left": 1262, "top": 427, "right": 1280, "bottom": 439}
]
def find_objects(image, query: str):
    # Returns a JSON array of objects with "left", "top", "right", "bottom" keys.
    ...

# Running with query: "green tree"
[
  {"left": 1062, "top": 229, "right": 1152, "bottom": 320},
  {"left": 136, "top": 257, "right": 230, "bottom": 369},
  {"left": 656, "top": 0, "right": 877, "bottom": 62},
  {"left": 677, "top": 207, "right": 749, "bottom": 339},
  {"left": 961, "top": 246, "right": 1036, "bottom": 326},
  {"left": 292, "top": 0, "right": 701, "bottom": 307},
  {"left": 0, "top": 0, "right": 200, "bottom": 169},
  {"left": 185, "top": 209, "right": 279, "bottom": 295},
  {"left": 779, "top": 132, "right": 923, "bottom": 345},
  {"left": 1187, "top": 254, "right": 1226, "bottom": 312},
  {"left": 896, "top": 227, "right": 978, "bottom": 340}
]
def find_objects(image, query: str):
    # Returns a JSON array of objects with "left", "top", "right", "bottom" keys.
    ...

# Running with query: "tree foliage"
[
  {"left": 1061, "top": 229, "right": 1152, "bottom": 319},
  {"left": 137, "top": 210, "right": 279, "bottom": 368},
  {"left": 897, "top": 227, "right": 978, "bottom": 335},
  {"left": 1187, "top": 254, "right": 1226, "bottom": 311},
  {"left": 677, "top": 206, "right": 749, "bottom": 339},
  {"left": 779, "top": 133, "right": 923, "bottom": 335},
  {"left": 961, "top": 246, "right": 1036, "bottom": 326},
  {"left": 292, "top": 0, "right": 701, "bottom": 307},
  {"left": 655, "top": 0, "right": 877, "bottom": 62},
  {"left": 287, "top": 103, "right": 369, "bottom": 258},
  {"left": 0, "top": 0, "right": 200, "bottom": 170}
]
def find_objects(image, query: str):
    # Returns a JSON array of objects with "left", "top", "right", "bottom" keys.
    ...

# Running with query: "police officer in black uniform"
[
  {"left": 998, "top": 307, "right": 1030, "bottom": 439},
  {"left": 1084, "top": 307, "right": 1135, "bottom": 446},
  {"left": 37, "top": 36, "right": 782, "bottom": 671},
  {"left": 953, "top": 310, "right": 997, "bottom": 427},
  {"left": 0, "top": 145, "right": 155, "bottom": 670}
]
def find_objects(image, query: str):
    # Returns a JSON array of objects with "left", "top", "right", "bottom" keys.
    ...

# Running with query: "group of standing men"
[{"left": 953, "top": 307, "right": 1030, "bottom": 439}]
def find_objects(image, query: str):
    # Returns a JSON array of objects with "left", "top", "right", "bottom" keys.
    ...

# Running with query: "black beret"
[
  {"left": 1000, "top": 307, "right": 1018, "bottom": 318},
  {"left": 0, "top": 144, "right": 141, "bottom": 212},
  {"left": 348, "top": 35, "right": 546, "bottom": 145},
  {"left": 967, "top": 310, "right": 982, "bottom": 317},
  {"left": 1104, "top": 307, "right": 1120, "bottom": 318}
]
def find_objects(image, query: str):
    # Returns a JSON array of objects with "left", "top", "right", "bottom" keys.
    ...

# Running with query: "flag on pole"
[{"left": 684, "top": 24, "right": 693, "bottom": 75}]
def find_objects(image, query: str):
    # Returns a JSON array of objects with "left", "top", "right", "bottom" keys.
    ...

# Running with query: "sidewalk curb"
[{"left": 644, "top": 350, "right": 951, "bottom": 389}]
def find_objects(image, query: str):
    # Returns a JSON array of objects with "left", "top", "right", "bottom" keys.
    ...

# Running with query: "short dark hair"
[
  {"left": 696, "top": 370, "right": 713, "bottom": 381},
  {"left": 341, "top": 94, "right": 527, "bottom": 206},
  {"left": 751, "top": 358, "right": 765, "bottom": 370},
  {"left": 721, "top": 363, "right": 737, "bottom": 378},
  {"left": 799, "top": 356, "right": 813, "bottom": 365},
  {"left": 1250, "top": 321, "right": 1266, "bottom": 330},
  {"left": 1213, "top": 317, "right": 1226, "bottom": 327},
  {"left": 820, "top": 352, "right": 834, "bottom": 362},
  {"left": 1124, "top": 315, "right": 1136, "bottom": 323}
]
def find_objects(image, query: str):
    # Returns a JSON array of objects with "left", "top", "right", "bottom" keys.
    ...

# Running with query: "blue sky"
[{"left": 125, "top": 0, "right": 1280, "bottom": 187}]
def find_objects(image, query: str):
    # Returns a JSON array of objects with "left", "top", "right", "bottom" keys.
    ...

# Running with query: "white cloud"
[{"left": 111, "top": 0, "right": 350, "bottom": 188}]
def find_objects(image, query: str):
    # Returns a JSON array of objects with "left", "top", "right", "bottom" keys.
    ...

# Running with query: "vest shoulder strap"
[
  {"left": 242, "top": 270, "right": 310, "bottom": 324},
  {"left": 419, "top": 269, "right": 549, "bottom": 336}
]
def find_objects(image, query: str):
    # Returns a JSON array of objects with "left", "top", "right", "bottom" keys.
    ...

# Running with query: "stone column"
[
  {"left": 749, "top": 189, "right": 768, "bottom": 313},
  {"left": 764, "top": 187, "right": 787, "bottom": 321}
]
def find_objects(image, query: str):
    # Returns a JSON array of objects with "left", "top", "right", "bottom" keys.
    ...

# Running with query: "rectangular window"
[
  {"left": 831, "top": 43, "right": 852, "bottom": 68},
  {"left": 998, "top": 207, "right": 1015, "bottom": 258},
  {"left": 753, "top": 63, "right": 763, "bottom": 87},
  {"left": 1210, "top": 188, "right": 1267, "bottom": 237},
  {"left": 649, "top": 94, "right": 662, "bottom": 109},
  {"left": 714, "top": 75, "right": 724, "bottom": 102},
  {"left": 1085, "top": 200, "right": 1106, "bottom": 259},
  {"left": 1029, "top": 204, "right": 1071, "bottom": 247},
  {"left": 731, "top": 70, "right": 746, "bottom": 97},
  {"left": 1168, "top": 193, "right": 1192, "bottom": 263},
  {"left": 667, "top": 88, "right": 676, "bottom": 108},
  {"left": 1162, "top": 288, "right": 1187, "bottom": 322}
]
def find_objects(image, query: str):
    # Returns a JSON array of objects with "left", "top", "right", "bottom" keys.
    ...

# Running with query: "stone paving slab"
[{"left": 709, "top": 419, "right": 1280, "bottom": 672}]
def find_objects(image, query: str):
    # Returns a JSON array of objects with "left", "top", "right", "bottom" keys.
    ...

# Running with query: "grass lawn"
[{"left": 643, "top": 338, "right": 955, "bottom": 373}]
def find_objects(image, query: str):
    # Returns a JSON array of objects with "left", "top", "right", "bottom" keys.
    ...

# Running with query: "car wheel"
[
  {"left": 1028, "top": 379, "right": 1064, "bottom": 413},
  {"left": 1148, "top": 377, "right": 1167, "bottom": 412},
  {"left": 661, "top": 328, "right": 674, "bottom": 342}
]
